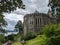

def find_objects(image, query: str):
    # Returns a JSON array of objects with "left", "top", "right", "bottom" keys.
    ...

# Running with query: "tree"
[
  {"left": 42, "top": 24, "right": 56, "bottom": 37},
  {"left": 48, "top": 0, "right": 59, "bottom": 14},
  {"left": 0, "top": 0, "right": 25, "bottom": 13},
  {"left": 0, "top": 34, "right": 6, "bottom": 44},
  {"left": 0, "top": 14, "right": 7, "bottom": 33},
  {"left": 42, "top": 23, "right": 60, "bottom": 37},
  {"left": 42, "top": 23, "right": 60, "bottom": 45},
  {"left": 46, "top": 36, "right": 60, "bottom": 45},
  {"left": 0, "top": 14, "right": 7, "bottom": 26},
  {"left": 48, "top": 0, "right": 60, "bottom": 22},
  {"left": 15, "top": 20, "right": 23, "bottom": 33},
  {"left": 0, "top": 0, "right": 25, "bottom": 33}
]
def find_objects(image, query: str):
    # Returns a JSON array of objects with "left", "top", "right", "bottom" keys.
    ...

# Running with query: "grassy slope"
[
  {"left": 12, "top": 42, "right": 22, "bottom": 45},
  {"left": 12, "top": 35, "right": 47, "bottom": 45},
  {"left": 27, "top": 35, "right": 47, "bottom": 45}
]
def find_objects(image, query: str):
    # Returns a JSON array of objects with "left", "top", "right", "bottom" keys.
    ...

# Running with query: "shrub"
[
  {"left": 0, "top": 35, "right": 6, "bottom": 43},
  {"left": 14, "top": 33, "right": 21, "bottom": 41},
  {"left": 6, "top": 34, "right": 16, "bottom": 41},
  {"left": 42, "top": 24, "right": 60, "bottom": 37},
  {"left": 42, "top": 23, "right": 60, "bottom": 45},
  {"left": 46, "top": 35, "right": 60, "bottom": 45},
  {"left": 21, "top": 32, "right": 36, "bottom": 41},
  {"left": 0, "top": 42, "right": 2, "bottom": 45}
]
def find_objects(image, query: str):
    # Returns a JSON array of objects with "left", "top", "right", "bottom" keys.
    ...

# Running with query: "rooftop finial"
[{"left": 34, "top": 10, "right": 39, "bottom": 13}]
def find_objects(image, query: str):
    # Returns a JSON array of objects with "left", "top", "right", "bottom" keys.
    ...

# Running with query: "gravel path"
[{"left": 2, "top": 40, "right": 12, "bottom": 45}]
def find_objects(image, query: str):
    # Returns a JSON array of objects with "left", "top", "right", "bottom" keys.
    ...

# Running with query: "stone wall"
[{"left": 23, "top": 13, "right": 57, "bottom": 36}]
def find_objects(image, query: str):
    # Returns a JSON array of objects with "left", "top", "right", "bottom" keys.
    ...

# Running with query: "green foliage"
[
  {"left": 27, "top": 35, "right": 47, "bottom": 45},
  {"left": 48, "top": 0, "right": 60, "bottom": 22},
  {"left": 12, "top": 42, "right": 22, "bottom": 45},
  {"left": 42, "top": 23, "right": 60, "bottom": 45},
  {"left": 0, "top": 0, "right": 25, "bottom": 31},
  {"left": 0, "top": 28, "right": 6, "bottom": 33},
  {"left": 7, "top": 34, "right": 16, "bottom": 41},
  {"left": 0, "top": 35, "right": 6, "bottom": 44},
  {"left": 42, "top": 24, "right": 60, "bottom": 37},
  {"left": 6, "top": 34, "right": 21, "bottom": 42},
  {"left": 14, "top": 33, "right": 21, "bottom": 41},
  {"left": 0, "top": 14, "right": 7, "bottom": 27},
  {"left": 46, "top": 35, "right": 60, "bottom": 45},
  {"left": 0, "top": 0, "right": 25, "bottom": 33},
  {"left": 15, "top": 20, "right": 23, "bottom": 33},
  {"left": 0, "top": 42, "right": 2, "bottom": 45},
  {"left": 56, "top": 12, "right": 60, "bottom": 22},
  {"left": 0, "top": 0, "right": 25, "bottom": 13},
  {"left": 42, "top": 24, "right": 56, "bottom": 37},
  {"left": 21, "top": 32, "right": 36, "bottom": 41},
  {"left": 0, "top": 14, "right": 7, "bottom": 33},
  {"left": 12, "top": 35, "right": 47, "bottom": 45},
  {"left": 48, "top": 0, "right": 59, "bottom": 14}
]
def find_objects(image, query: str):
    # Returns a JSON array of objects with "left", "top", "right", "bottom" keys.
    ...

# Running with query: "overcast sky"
[{"left": 3, "top": 0, "right": 49, "bottom": 30}]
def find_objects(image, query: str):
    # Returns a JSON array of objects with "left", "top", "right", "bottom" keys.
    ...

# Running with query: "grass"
[
  {"left": 12, "top": 42, "right": 22, "bottom": 45},
  {"left": 27, "top": 35, "right": 47, "bottom": 45},
  {"left": 12, "top": 35, "right": 47, "bottom": 45}
]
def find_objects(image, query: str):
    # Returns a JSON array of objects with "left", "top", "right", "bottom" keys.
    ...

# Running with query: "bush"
[
  {"left": 21, "top": 32, "right": 36, "bottom": 41},
  {"left": 46, "top": 35, "right": 60, "bottom": 45},
  {"left": 14, "top": 33, "right": 21, "bottom": 41},
  {"left": 41, "top": 23, "right": 60, "bottom": 45},
  {"left": 7, "top": 34, "right": 16, "bottom": 41},
  {"left": 42, "top": 24, "right": 60, "bottom": 37},
  {"left": 0, "top": 35, "right": 6, "bottom": 43},
  {"left": 0, "top": 42, "right": 2, "bottom": 45}
]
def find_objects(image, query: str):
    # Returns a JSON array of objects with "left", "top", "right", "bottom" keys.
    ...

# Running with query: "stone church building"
[{"left": 23, "top": 11, "right": 56, "bottom": 35}]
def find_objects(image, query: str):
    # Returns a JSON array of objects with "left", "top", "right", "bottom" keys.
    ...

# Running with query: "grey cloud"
[
  {"left": 5, "top": 19, "right": 17, "bottom": 30},
  {"left": 22, "top": 0, "right": 49, "bottom": 13},
  {"left": 6, "top": 18, "right": 17, "bottom": 26},
  {"left": 6, "top": 24, "right": 14, "bottom": 30},
  {"left": 12, "top": 9, "right": 29, "bottom": 15}
]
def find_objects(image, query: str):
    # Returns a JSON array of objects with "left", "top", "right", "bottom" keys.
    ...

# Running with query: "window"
[
  {"left": 38, "top": 18, "right": 39, "bottom": 24},
  {"left": 40, "top": 18, "right": 41, "bottom": 24},
  {"left": 36, "top": 18, "right": 37, "bottom": 25}
]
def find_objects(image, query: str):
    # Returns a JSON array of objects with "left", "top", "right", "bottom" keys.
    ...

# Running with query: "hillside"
[
  {"left": 27, "top": 35, "right": 47, "bottom": 45},
  {"left": 12, "top": 35, "right": 47, "bottom": 45}
]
